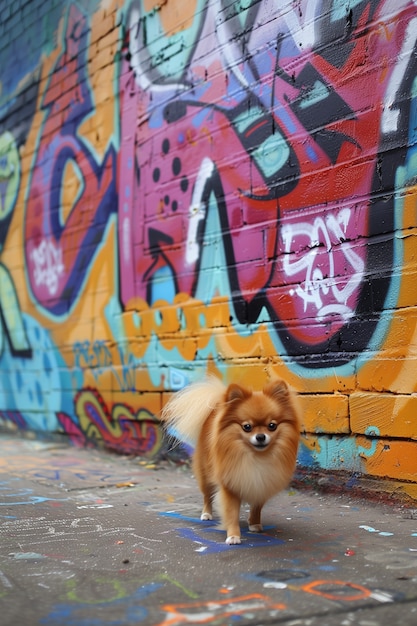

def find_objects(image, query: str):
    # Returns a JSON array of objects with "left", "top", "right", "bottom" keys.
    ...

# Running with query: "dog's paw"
[
  {"left": 225, "top": 535, "right": 241, "bottom": 545},
  {"left": 200, "top": 512, "right": 212, "bottom": 521},
  {"left": 248, "top": 523, "right": 263, "bottom": 532}
]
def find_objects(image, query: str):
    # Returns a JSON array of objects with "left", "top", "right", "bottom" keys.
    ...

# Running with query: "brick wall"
[{"left": 1, "top": 0, "right": 416, "bottom": 489}]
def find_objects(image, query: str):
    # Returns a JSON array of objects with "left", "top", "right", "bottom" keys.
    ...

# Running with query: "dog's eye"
[
  {"left": 268, "top": 422, "right": 278, "bottom": 431},
  {"left": 242, "top": 423, "right": 252, "bottom": 432}
]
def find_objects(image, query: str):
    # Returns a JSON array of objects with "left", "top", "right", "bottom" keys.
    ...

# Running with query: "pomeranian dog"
[{"left": 161, "top": 376, "right": 301, "bottom": 545}]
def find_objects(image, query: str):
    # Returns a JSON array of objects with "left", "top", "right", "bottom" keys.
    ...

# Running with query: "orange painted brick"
[
  {"left": 298, "top": 394, "right": 350, "bottom": 434},
  {"left": 350, "top": 392, "right": 417, "bottom": 439},
  {"left": 360, "top": 438, "right": 417, "bottom": 482},
  {"left": 356, "top": 356, "right": 417, "bottom": 394}
]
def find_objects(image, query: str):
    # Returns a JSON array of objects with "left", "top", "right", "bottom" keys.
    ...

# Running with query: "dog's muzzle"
[{"left": 250, "top": 433, "right": 270, "bottom": 449}]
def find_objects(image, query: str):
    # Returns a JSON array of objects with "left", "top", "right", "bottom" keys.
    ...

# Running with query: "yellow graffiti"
[{"left": 75, "top": 388, "right": 163, "bottom": 456}]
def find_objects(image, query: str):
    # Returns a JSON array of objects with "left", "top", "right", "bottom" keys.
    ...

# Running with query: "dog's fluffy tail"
[{"left": 161, "top": 376, "right": 226, "bottom": 445}]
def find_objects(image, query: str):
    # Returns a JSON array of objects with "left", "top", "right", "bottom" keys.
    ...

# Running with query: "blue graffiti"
[
  {"left": 0, "top": 314, "right": 74, "bottom": 431},
  {"left": 160, "top": 512, "right": 284, "bottom": 553},
  {"left": 0, "top": 481, "right": 68, "bottom": 506},
  {"left": 41, "top": 583, "right": 162, "bottom": 626}
]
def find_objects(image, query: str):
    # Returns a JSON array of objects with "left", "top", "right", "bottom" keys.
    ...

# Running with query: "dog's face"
[{"left": 218, "top": 380, "right": 300, "bottom": 454}]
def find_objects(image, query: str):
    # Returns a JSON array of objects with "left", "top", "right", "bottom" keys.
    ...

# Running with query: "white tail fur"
[{"left": 161, "top": 376, "right": 226, "bottom": 444}]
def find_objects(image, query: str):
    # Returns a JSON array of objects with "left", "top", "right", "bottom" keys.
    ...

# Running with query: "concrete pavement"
[{"left": 1, "top": 433, "right": 417, "bottom": 625}]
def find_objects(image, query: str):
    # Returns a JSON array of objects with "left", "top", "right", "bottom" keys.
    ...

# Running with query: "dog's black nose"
[{"left": 256, "top": 433, "right": 266, "bottom": 443}]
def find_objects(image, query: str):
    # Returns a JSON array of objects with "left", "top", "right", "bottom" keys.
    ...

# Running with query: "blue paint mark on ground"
[
  {"left": 160, "top": 511, "right": 284, "bottom": 553},
  {"left": 176, "top": 526, "right": 285, "bottom": 553},
  {"left": 41, "top": 583, "right": 162, "bottom": 625}
]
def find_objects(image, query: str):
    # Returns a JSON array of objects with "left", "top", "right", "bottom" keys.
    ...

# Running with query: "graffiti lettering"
[
  {"left": 73, "top": 341, "right": 112, "bottom": 372},
  {"left": 69, "top": 388, "right": 163, "bottom": 456},
  {"left": 25, "top": 4, "right": 116, "bottom": 315},
  {"left": 120, "top": 0, "right": 416, "bottom": 364},
  {"left": 281, "top": 209, "right": 365, "bottom": 321},
  {"left": 30, "top": 239, "right": 65, "bottom": 297}
]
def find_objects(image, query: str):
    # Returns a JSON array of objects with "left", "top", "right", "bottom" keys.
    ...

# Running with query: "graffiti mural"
[
  {"left": 69, "top": 387, "right": 162, "bottom": 455},
  {"left": 24, "top": 3, "right": 117, "bottom": 315},
  {"left": 119, "top": 0, "right": 416, "bottom": 364},
  {"left": 0, "top": 0, "right": 417, "bottom": 485},
  {"left": 0, "top": 131, "right": 32, "bottom": 358}
]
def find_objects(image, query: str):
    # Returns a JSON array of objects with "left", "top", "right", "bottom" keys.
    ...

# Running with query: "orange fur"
[{"left": 161, "top": 377, "right": 301, "bottom": 544}]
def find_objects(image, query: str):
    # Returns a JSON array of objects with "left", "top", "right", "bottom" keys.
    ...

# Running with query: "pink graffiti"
[{"left": 118, "top": 0, "right": 416, "bottom": 355}]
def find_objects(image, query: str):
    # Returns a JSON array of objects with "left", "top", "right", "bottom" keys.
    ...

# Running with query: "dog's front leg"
[
  {"left": 219, "top": 486, "right": 241, "bottom": 544},
  {"left": 248, "top": 503, "right": 264, "bottom": 532},
  {"left": 201, "top": 492, "right": 213, "bottom": 521}
]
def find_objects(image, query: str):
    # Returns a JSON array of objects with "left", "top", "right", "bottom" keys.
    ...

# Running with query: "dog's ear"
[
  {"left": 264, "top": 379, "right": 289, "bottom": 401},
  {"left": 226, "top": 383, "right": 251, "bottom": 403}
]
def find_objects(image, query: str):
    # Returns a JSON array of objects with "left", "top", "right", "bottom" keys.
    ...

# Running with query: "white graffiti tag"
[
  {"left": 281, "top": 208, "right": 365, "bottom": 321},
  {"left": 30, "top": 239, "right": 65, "bottom": 296},
  {"left": 186, "top": 158, "right": 214, "bottom": 265}
]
